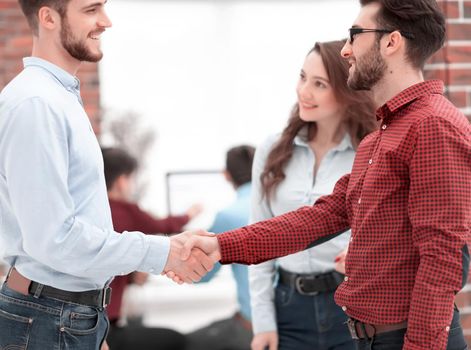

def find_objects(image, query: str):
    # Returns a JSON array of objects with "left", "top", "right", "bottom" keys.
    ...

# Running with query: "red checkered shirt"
[{"left": 218, "top": 80, "right": 471, "bottom": 350}]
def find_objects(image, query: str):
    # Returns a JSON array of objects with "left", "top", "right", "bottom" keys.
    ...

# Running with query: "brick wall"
[
  {"left": 427, "top": 1, "right": 471, "bottom": 344},
  {"left": 426, "top": 1, "right": 471, "bottom": 122},
  {"left": 0, "top": 0, "right": 101, "bottom": 134}
]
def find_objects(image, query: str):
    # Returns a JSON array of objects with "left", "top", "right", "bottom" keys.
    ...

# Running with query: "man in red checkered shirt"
[{"left": 168, "top": 0, "right": 471, "bottom": 349}]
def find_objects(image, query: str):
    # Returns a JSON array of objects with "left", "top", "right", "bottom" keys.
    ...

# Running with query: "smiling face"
[
  {"left": 341, "top": 3, "right": 388, "bottom": 91},
  {"left": 347, "top": 37, "right": 387, "bottom": 91},
  {"left": 296, "top": 51, "right": 344, "bottom": 125},
  {"left": 59, "top": 0, "right": 111, "bottom": 62}
]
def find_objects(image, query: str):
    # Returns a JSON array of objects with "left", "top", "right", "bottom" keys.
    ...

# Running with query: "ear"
[
  {"left": 115, "top": 174, "right": 129, "bottom": 191},
  {"left": 37, "top": 6, "right": 61, "bottom": 31},
  {"left": 223, "top": 170, "right": 233, "bottom": 183},
  {"left": 383, "top": 30, "right": 404, "bottom": 56}
]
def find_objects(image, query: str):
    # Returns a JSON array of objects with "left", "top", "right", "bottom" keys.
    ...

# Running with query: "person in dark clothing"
[{"left": 102, "top": 147, "right": 201, "bottom": 350}]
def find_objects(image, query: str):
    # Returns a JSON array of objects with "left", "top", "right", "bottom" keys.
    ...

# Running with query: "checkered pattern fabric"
[{"left": 218, "top": 80, "right": 471, "bottom": 350}]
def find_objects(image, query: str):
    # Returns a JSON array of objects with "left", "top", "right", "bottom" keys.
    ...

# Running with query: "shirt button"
[
  {"left": 350, "top": 237, "right": 354, "bottom": 242},
  {"left": 344, "top": 276, "right": 349, "bottom": 282},
  {"left": 342, "top": 306, "right": 347, "bottom": 311},
  {"left": 446, "top": 326, "right": 450, "bottom": 332},
  {"left": 358, "top": 198, "right": 361, "bottom": 204},
  {"left": 368, "top": 159, "right": 373, "bottom": 165},
  {"left": 382, "top": 124, "right": 387, "bottom": 130},
  {"left": 149, "top": 268, "right": 155, "bottom": 273}
]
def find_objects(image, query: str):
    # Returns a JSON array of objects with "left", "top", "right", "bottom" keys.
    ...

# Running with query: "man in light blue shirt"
[
  {"left": 0, "top": 1, "right": 213, "bottom": 349},
  {"left": 187, "top": 145, "right": 254, "bottom": 350}
]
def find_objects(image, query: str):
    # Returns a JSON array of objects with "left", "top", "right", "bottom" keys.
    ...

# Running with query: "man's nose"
[{"left": 341, "top": 41, "right": 352, "bottom": 58}]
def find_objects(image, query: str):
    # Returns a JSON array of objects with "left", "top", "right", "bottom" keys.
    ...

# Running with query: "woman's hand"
[
  {"left": 251, "top": 331, "right": 278, "bottom": 350},
  {"left": 334, "top": 249, "right": 348, "bottom": 274},
  {"left": 101, "top": 340, "right": 109, "bottom": 350}
]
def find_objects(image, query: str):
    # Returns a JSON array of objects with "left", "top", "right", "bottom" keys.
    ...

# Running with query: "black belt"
[
  {"left": 347, "top": 318, "right": 408, "bottom": 339},
  {"left": 278, "top": 268, "right": 344, "bottom": 296},
  {"left": 28, "top": 282, "right": 112, "bottom": 308},
  {"left": 6, "top": 267, "right": 111, "bottom": 308}
]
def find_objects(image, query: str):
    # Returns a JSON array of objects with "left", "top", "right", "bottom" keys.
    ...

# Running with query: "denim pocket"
[
  {"left": 0, "top": 306, "right": 33, "bottom": 349},
  {"left": 275, "top": 283, "right": 294, "bottom": 307},
  {"left": 62, "top": 306, "right": 99, "bottom": 335}
]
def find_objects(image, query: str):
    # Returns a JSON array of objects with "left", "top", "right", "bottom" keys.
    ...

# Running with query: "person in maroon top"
[
  {"left": 169, "top": 1, "right": 471, "bottom": 349},
  {"left": 103, "top": 147, "right": 201, "bottom": 350}
]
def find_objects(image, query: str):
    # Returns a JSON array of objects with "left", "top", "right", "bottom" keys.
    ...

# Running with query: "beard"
[
  {"left": 60, "top": 17, "right": 103, "bottom": 63},
  {"left": 347, "top": 40, "right": 387, "bottom": 91}
]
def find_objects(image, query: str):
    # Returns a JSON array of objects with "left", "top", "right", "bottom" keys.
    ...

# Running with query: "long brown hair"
[{"left": 260, "top": 40, "right": 377, "bottom": 199}]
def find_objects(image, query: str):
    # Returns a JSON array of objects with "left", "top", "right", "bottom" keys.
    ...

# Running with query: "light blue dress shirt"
[
  {"left": 199, "top": 183, "right": 252, "bottom": 321},
  {"left": 0, "top": 57, "right": 170, "bottom": 291},
  {"left": 249, "top": 131, "right": 353, "bottom": 334}
]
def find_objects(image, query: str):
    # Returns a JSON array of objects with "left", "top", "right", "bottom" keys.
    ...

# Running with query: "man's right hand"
[
  {"left": 251, "top": 331, "right": 278, "bottom": 350},
  {"left": 163, "top": 230, "right": 221, "bottom": 284},
  {"left": 162, "top": 231, "right": 216, "bottom": 284}
]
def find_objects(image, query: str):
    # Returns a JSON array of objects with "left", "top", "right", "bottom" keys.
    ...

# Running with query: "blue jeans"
[
  {"left": 355, "top": 309, "right": 467, "bottom": 350},
  {"left": 275, "top": 283, "right": 354, "bottom": 350},
  {"left": 0, "top": 283, "right": 109, "bottom": 350}
]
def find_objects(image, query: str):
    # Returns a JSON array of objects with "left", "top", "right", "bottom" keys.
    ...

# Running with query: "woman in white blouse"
[{"left": 249, "top": 40, "right": 377, "bottom": 350}]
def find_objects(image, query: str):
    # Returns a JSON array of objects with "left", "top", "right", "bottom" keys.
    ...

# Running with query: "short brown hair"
[
  {"left": 102, "top": 147, "right": 138, "bottom": 190},
  {"left": 18, "top": 0, "right": 70, "bottom": 34},
  {"left": 226, "top": 145, "right": 255, "bottom": 188},
  {"left": 360, "top": 0, "right": 445, "bottom": 69}
]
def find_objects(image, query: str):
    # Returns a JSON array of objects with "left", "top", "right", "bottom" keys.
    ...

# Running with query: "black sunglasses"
[{"left": 348, "top": 27, "right": 415, "bottom": 44}]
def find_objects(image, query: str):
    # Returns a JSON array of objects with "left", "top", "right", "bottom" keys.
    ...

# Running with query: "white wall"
[{"left": 100, "top": 0, "right": 360, "bottom": 216}]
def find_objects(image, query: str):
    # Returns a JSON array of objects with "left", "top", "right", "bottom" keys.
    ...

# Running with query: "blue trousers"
[
  {"left": 275, "top": 283, "right": 354, "bottom": 350},
  {"left": 0, "top": 283, "right": 109, "bottom": 350},
  {"left": 355, "top": 308, "right": 467, "bottom": 350}
]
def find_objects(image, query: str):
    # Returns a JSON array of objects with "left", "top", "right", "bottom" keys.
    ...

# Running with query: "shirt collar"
[
  {"left": 23, "top": 57, "right": 81, "bottom": 92},
  {"left": 293, "top": 126, "right": 353, "bottom": 152},
  {"left": 334, "top": 133, "right": 354, "bottom": 152},
  {"left": 376, "top": 80, "right": 444, "bottom": 120}
]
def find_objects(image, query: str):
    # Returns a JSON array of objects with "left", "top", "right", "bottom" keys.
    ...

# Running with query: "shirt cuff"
[
  {"left": 137, "top": 235, "right": 170, "bottom": 274},
  {"left": 252, "top": 307, "right": 278, "bottom": 334}
]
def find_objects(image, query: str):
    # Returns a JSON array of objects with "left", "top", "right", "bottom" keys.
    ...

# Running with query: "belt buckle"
[
  {"left": 347, "top": 319, "right": 359, "bottom": 340},
  {"left": 101, "top": 287, "right": 112, "bottom": 308},
  {"left": 295, "top": 277, "right": 318, "bottom": 296}
]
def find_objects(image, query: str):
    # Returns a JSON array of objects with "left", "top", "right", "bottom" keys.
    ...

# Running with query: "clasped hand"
[{"left": 163, "top": 230, "right": 221, "bottom": 284}]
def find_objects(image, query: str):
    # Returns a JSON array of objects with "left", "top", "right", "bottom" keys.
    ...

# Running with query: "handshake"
[{"left": 162, "top": 230, "right": 222, "bottom": 284}]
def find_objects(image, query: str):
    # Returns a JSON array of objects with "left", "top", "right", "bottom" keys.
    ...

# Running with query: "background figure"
[
  {"left": 249, "top": 40, "right": 377, "bottom": 350},
  {"left": 102, "top": 147, "right": 201, "bottom": 350},
  {"left": 187, "top": 145, "right": 255, "bottom": 350}
]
